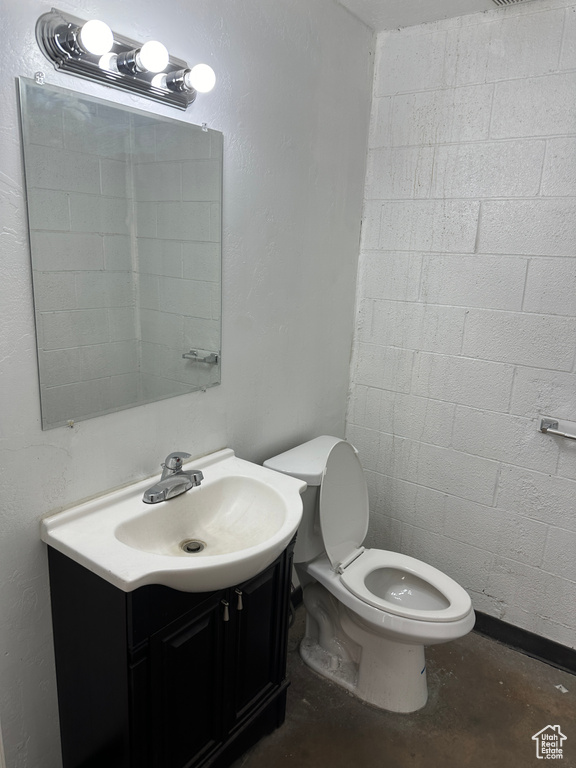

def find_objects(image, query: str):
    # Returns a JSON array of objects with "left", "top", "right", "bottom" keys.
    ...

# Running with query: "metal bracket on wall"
[
  {"left": 539, "top": 419, "right": 576, "bottom": 442},
  {"left": 182, "top": 350, "right": 219, "bottom": 364}
]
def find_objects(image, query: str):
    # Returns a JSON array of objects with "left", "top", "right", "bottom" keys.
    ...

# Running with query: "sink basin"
[{"left": 41, "top": 449, "right": 306, "bottom": 592}]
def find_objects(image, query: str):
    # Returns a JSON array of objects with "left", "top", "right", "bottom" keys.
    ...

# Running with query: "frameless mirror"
[{"left": 18, "top": 79, "right": 222, "bottom": 429}]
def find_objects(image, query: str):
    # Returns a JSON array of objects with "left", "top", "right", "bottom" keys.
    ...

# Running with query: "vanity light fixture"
[{"left": 36, "top": 8, "right": 216, "bottom": 110}]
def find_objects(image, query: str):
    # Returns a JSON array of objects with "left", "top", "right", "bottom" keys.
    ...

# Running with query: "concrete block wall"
[
  {"left": 348, "top": 0, "right": 576, "bottom": 647},
  {"left": 133, "top": 120, "right": 222, "bottom": 399},
  {"left": 23, "top": 86, "right": 139, "bottom": 428}
]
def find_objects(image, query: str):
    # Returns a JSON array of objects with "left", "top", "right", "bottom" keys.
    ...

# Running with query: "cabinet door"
[
  {"left": 227, "top": 558, "right": 287, "bottom": 728},
  {"left": 149, "top": 593, "right": 227, "bottom": 768}
]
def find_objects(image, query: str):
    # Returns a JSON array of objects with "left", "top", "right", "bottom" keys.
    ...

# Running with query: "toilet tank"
[{"left": 264, "top": 436, "right": 343, "bottom": 564}]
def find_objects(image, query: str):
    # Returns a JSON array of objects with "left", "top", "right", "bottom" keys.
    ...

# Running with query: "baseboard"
[{"left": 473, "top": 611, "right": 576, "bottom": 675}]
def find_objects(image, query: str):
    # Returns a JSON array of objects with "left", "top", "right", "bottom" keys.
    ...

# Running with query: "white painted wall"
[
  {"left": 0, "top": 1, "right": 373, "bottom": 765},
  {"left": 348, "top": 0, "right": 576, "bottom": 648}
]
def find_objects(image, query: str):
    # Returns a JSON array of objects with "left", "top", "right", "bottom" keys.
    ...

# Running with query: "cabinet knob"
[
  {"left": 221, "top": 599, "right": 230, "bottom": 622},
  {"left": 235, "top": 589, "right": 243, "bottom": 611}
]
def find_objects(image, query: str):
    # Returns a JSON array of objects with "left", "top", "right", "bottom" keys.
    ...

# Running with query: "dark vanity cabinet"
[{"left": 47, "top": 542, "right": 294, "bottom": 768}]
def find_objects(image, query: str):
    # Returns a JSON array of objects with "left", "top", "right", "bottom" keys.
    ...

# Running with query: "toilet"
[{"left": 264, "top": 435, "right": 475, "bottom": 713}]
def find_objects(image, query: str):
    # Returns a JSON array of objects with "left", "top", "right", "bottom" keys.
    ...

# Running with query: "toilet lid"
[{"left": 319, "top": 440, "right": 369, "bottom": 570}]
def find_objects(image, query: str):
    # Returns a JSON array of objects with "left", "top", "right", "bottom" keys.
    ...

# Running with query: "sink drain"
[{"left": 180, "top": 539, "right": 206, "bottom": 554}]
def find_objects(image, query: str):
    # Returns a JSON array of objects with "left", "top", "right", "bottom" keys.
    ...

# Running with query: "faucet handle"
[{"left": 163, "top": 451, "right": 192, "bottom": 471}]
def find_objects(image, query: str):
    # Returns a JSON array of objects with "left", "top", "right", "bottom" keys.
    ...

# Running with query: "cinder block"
[
  {"left": 497, "top": 465, "right": 576, "bottom": 532},
  {"left": 26, "top": 144, "right": 100, "bottom": 195},
  {"left": 366, "top": 146, "right": 434, "bottom": 200},
  {"left": 354, "top": 343, "right": 414, "bottom": 393},
  {"left": 452, "top": 406, "right": 559, "bottom": 474},
  {"left": 463, "top": 308, "right": 576, "bottom": 370},
  {"left": 478, "top": 199, "right": 576, "bottom": 257},
  {"left": 402, "top": 523, "right": 493, "bottom": 591},
  {"left": 133, "top": 162, "right": 182, "bottom": 202},
  {"left": 140, "top": 309, "right": 182, "bottom": 348},
  {"left": 559, "top": 5, "right": 576, "bottom": 70},
  {"left": 350, "top": 387, "right": 456, "bottom": 447},
  {"left": 28, "top": 189, "right": 70, "bottom": 232},
  {"left": 483, "top": 9, "right": 564, "bottom": 82},
  {"left": 108, "top": 373, "right": 140, "bottom": 409},
  {"left": 134, "top": 202, "right": 157, "bottom": 238},
  {"left": 108, "top": 308, "right": 137, "bottom": 342},
  {"left": 368, "top": 97, "right": 392, "bottom": 149},
  {"left": 157, "top": 202, "right": 212, "bottom": 242},
  {"left": 421, "top": 254, "right": 527, "bottom": 311},
  {"left": 542, "top": 526, "right": 576, "bottom": 575},
  {"left": 379, "top": 200, "right": 479, "bottom": 253},
  {"left": 342, "top": 423, "right": 382, "bottom": 472},
  {"left": 431, "top": 140, "right": 544, "bottom": 199},
  {"left": 75, "top": 272, "right": 133, "bottom": 309},
  {"left": 182, "top": 159, "right": 221, "bottom": 202},
  {"left": 412, "top": 352, "right": 514, "bottom": 412},
  {"left": 359, "top": 252, "right": 423, "bottom": 302},
  {"left": 70, "top": 194, "right": 130, "bottom": 236},
  {"left": 364, "top": 472, "right": 448, "bottom": 534},
  {"left": 103, "top": 236, "right": 132, "bottom": 271},
  {"left": 32, "top": 271, "right": 76, "bottom": 312},
  {"left": 158, "top": 276, "right": 212, "bottom": 319},
  {"left": 38, "top": 348, "right": 80, "bottom": 388},
  {"left": 41, "top": 379, "right": 111, "bottom": 426},
  {"left": 391, "top": 84, "right": 493, "bottom": 146},
  {"left": 39, "top": 309, "right": 109, "bottom": 350},
  {"left": 443, "top": 20, "right": 492, "bottom": 87},
  {"left": 79, "top": 340, "right": 138, "bottom": 380},
  {"left": 366, "top": 300, "right": 465, "bottom": 355},
  {"left": 137, "top": 238, "right": 182, "bottom": 278},
  {"left": 524, "top": 258, "right": 576, "bottom": 316},
  {"left": 31, "top": 232, "right": 103, "bottom": 272},
  {"left": 400, "top": 441, "right": 498, "bottom": 506},
  {"left": 182, "top": 242, "right": 221, "bottom": 282},
  {"left": 511, "top": 367, "right": 576, "bottom": 420},
  {"left": 541, "top": 138, "right": 576, "bottom": 196},
  {"left": 154, "top": 122, "right": 212, "bottom": 162},
  {"left": 491, "top": 72, "right": 576, "bottom": 138},
  {"left": 100, "top": 158, "right": 130, "bottom": 198},
  {"left": 375, "top": 28, "right": 447, "bottom": 96},
  {"left": 361, "top": 200, "right": 385, "bottom": 250},
  {"left": 443, "top": 496, "right": 501, "bottom": 552}
]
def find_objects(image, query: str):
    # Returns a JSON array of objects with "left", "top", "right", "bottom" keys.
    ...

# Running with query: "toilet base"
[{"left": 301, "top": 582, "right": 428, "bottom": 713}]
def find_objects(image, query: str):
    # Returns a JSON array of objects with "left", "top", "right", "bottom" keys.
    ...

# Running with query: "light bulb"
[
  {"left": 78, "top": 20, "right": 113, "bottom": 55},
  {"left": 151, "top": 73, "right": 168, "bottom": 89},
  {"left": 135, "top": 41, "right": 169, "bottom": 73},
  {"left": 98, "top": 52, "right": 119, "bottom": 72},
  {"left": 184, "top": 63, "right": 216, "bottom": 93}
]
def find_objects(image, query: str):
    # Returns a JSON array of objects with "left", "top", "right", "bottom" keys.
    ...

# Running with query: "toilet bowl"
[{"left": 264, "top": 436, "right": 475, "bottom": 713}]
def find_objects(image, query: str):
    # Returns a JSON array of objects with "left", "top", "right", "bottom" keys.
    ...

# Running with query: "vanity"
[{"left": 41, "top": 449, "right": 306, "bottom": 768}]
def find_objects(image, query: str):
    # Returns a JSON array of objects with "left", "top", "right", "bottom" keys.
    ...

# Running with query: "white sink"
[{"left": 41, "top": 449, "right": 306, "bottom": 592}]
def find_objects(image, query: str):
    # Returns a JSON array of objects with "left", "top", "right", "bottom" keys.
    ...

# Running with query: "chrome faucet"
[{"left": 143, "top": 452, "right": 204, "bottom": 504}]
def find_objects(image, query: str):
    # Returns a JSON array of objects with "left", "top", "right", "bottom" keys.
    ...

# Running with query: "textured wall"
[
  {"left": 0, "top": 1, "right": 373, "bottom": 765},
  {"left": 348, "top": 0, "right": 576, "bottom": 648}
]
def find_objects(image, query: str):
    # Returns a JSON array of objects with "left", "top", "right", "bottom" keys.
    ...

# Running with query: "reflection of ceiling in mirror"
[{"left": 19, "top": 79, "right": 222, "bottom": 429}]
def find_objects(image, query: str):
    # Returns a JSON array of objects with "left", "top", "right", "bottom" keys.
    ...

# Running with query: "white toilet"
[{"left": 264, "top": 435, "right": 475, "bottom": 713}]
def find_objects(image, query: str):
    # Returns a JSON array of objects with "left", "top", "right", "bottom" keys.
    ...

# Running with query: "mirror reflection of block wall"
[{"left": 19, "top": 79, "right": 222, "bottom": 429}]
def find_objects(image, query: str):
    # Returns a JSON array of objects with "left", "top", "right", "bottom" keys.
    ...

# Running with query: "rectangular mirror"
[{"left": 18, "top": 79, "right": 222, "bottom": 429}]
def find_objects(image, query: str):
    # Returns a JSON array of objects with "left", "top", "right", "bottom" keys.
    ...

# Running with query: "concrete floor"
[{"left": 236, "top": 607, "right": 576, "bottom": 768}]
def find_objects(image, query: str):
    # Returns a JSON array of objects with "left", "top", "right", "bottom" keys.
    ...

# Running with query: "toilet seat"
[
  {"left": 319, "top": 441, "right": 471, "bottom": 623},
  {"left": 339, "top": 549, "right": 472, "bottom": 622}
]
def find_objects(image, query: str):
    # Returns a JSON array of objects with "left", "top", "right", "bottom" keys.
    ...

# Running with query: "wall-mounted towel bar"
[{"left": 540, "top": 419, "right": 576, "bottom": 442}]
